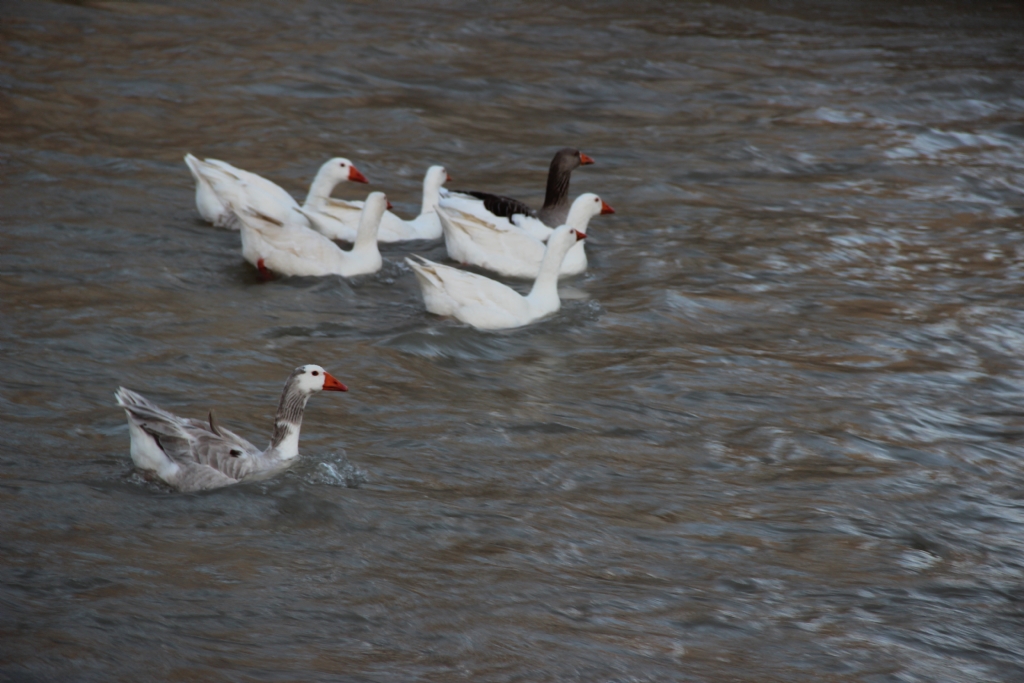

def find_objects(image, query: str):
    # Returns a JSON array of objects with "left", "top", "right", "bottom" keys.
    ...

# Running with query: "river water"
[{"left": 3, "top": 1, "right": 1024, "bottom": 681}]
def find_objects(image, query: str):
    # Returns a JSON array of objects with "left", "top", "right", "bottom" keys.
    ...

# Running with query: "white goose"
[
  {"left": 115, "top": 364, "right": 348, "bottom": 492},
  {"left": 440, "top": 193, "right": 614, "bottom": 279},
  {"left": 406, "top": 224, "right": 586, "bottom": 330},
  {"left": 184, "top": 154, "right": 369, "bottom": 229},
  {"left": 238, "top": 191, "right": 390, "bottom": 278},
  {"left": 301, "top": 165, "right": 451, "bottom": 243}
]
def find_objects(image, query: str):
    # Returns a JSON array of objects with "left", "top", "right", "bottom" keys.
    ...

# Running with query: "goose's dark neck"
[
  {"left": 542, "top": 163, "right": 573, "bottom": 212},
  {"left": 270, "top": 375, "right": 309, "bottom": 449}
]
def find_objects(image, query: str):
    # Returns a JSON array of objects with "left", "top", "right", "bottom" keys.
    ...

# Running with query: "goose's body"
[
  {"left": 239, "top": 192, "right": 389, "bottom": 278},
  {"left": 184, "top": 155, "right": 369, "bottom": 230},
  {"left": 406, "top": 224, "right": 586, "bottom": 330},
  {"left": 437, "top": 191, "right": 550, "bottom": 242},
  {"left": 302, "top": 165, "right": 450, "bottom": 243},
  {"left": 440, "top": 148, "right": 594, "bottom": 242},
  {"left": 185, "top": 155, "right": 235, "bottom": 228},
  {"left": 115, "top": 364, "right": 348, "bottom": 492},
  {"left": 439, "top": 193, "right": 614, "bottom": 279},
  {"left": 184, "top": 154, "right": 309, "bottom": 229}
]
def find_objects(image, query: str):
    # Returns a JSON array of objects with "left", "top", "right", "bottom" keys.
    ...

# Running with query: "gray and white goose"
[{"left": 115, "top": 365, "right": 348, "bottom": 492}]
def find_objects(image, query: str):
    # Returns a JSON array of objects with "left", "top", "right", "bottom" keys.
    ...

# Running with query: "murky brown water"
[{"left": 3, "top": 0, "right": 1024, "bottom": 680}]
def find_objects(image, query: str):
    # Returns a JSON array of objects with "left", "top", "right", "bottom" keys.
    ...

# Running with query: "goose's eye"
[{"left": 312, "top": 370, "right": 320, "bottom": 376}]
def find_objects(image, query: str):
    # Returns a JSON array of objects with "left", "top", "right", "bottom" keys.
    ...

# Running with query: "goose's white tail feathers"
[{"left": 115, "top": 387, "right": 183, "bottom": 482}]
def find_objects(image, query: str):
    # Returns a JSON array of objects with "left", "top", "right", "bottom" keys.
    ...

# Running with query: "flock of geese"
[
  {"left": 183, "top": 147, "right": 614, "bottom": 330},
  {"left": 116, "top": 148, "right": 615, "bottom": 492}
]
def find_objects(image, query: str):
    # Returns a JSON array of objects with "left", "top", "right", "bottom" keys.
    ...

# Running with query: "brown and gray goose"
[{"left": 440, "top": 148, "right": 594, "bottom": 241}]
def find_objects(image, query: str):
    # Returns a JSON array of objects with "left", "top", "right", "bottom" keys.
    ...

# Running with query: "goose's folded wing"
[
  {"left": 204, "top": 158, "right": 245, "bottom": 176},
  {"left": 241, "top": 213, "right": 337, "bottom": 261},
  {"left": 187, "top": 431, "right": 260, "bottom": 481},
  {"left": 116, "top": 388, "right": 192, "bottom": 438},
  {"left": 181, "top": 417, "right": 260, "bottom": 454},
  {"left": 440, "top": 193, "right": 525, "bottom": 228},
  {"left": 122, "top": 413, "right": 252, "bottom": 477},
  {"left": 172, "top": 463, "right": 241, "bottom": 492},
  {"left": 203, "top": 159, "right": 274, "bottom": 196},
  {"left": 429, "top": 262, "right": 526, "bottom": 311},
  {"left": 408, "top": 255, "right": 483, "bottom": 297},
  {"left": 322, "top": 197, "right": 365, "bottom": 212},
  {"left": 194, "top": 159, "right": 302, "bottom": 227},
  {"left": 311, "top": 198, "right": 365, "bottom": 231},
  {"left": 454, "top": 190, "right": 536, "bottom": 220},
  {"left": 443, "top": 208, "right": 541, "bottom": 261},
  {"left": 199, "top": 167, "right": 252, "bottom": 213},
  {"left": 509, "top": 213, "right": 555, "bottom": 242}
]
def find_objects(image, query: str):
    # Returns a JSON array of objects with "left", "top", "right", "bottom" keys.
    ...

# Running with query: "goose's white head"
[
  {"left": 565, "top": 193, "right": 615, "bottom": 234},
  {"left": 362, "top": 191, "right": 392, "bottom": 218},
  {"left": 425, "top": 165, "right": 451, "bottom": 189},
  {"left": 547, "top": 222, "right": 587, "bottom": 254},
  {"left": 422, "top": 165, "right": 451, "bottom": 211},
  {"left": 321, "top": 157, "right": 369, "bottom": 185},
  {"left": 292, "top": 364, "right": 348, "bottom": 393}
]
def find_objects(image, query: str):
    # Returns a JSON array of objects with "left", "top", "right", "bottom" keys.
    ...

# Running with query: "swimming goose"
[
  {"left": 184, "top": 154, "right": 369, "bottom": 229},
  {"left": 301, "top": 165, "right": 451, "bottom": 243},
  {"left": 440, "top": 148, "right": 594, "bottom": 241},
  {"left": 115, "top": 364, "right": 348, "bottom": 492},
  {"left": 406, "top": 224, "right": 586, "bottom": 330},
  {"left": 239, "top": 191, "right": 390, "bottom": 278},
  {"left": 440, "top": 193, "right": 614, "bottom": 279}
]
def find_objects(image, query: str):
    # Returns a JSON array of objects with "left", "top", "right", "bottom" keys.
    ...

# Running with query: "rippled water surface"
[{"left": 4, "top": 1, "right": 1024, "bottom": 680}]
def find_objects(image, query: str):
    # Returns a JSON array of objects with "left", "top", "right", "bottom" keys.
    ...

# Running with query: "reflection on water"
[{"left": 2, "top": 0, "right": 1024, "bottom": 680}]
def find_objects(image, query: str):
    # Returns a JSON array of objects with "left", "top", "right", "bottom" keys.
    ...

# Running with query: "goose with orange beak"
[
  {"left": 115, "top": 365, "right": 348, "bottom": 492},
  {"left": 439, "top": 193, "right": 614, "bottom": 279},
  {"left": 440, "top": 148, "right": 595, "bottom": 242},
  {"left": 238, "top": 192, "right": 391, "bottom": 278},
  {"left": 407, "top": 223, "right": 588, "bottom": 331},
  {"left": 184, "top": 155, "right": 369, "bottom": 230},
  {"left": 302, "top": 165, "right": 452, "bottom": 243}
]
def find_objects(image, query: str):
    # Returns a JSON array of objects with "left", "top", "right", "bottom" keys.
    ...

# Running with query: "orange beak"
[
  {"left": 349, "top": 166, "right": 369, "bottom": 184},
  {"left": 386, "top": 199, "right": 393, "bottom": 210},
  {"left": 322, "top": 372, "right": 348, "bottom": 392},
  {"left": 579, "top": 152, "right": 595, "bottom": 165},
  {"left": 445, "top": 172, "right": 452, "bottom": 182},
  {"left": 600, "top": 200, "right": 615, "bottom": 215},
  {"left": 572, "top": 229, "right": 587, "bottom": 240}
]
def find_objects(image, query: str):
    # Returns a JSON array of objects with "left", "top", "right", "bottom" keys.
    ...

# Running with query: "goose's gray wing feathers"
[{"left": 115, "top": 387, "right": 264, "bottom": 489}]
